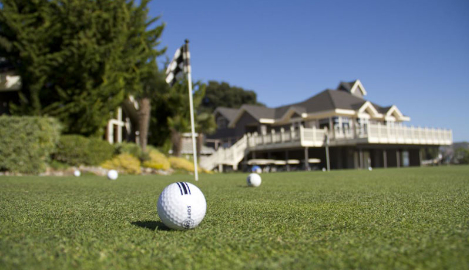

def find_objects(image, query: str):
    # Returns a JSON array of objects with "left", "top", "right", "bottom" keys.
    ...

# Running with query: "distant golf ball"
[
  {"left": 157, "top": 182, "right": 207, "bottom": 230},
  {"left": 73, "top": 170, "right": 81, "bottom": 177},
  {"left": 368, "top": 167, "right": 373, "bottom": 171},
  {"left": 107, "top": 170, "right": 118, "bottom": 180},
  {"left": 247, "top": 173, "right": 261, "bottom": 187},
  {"left": 322, "top": 168, "right": 326, "bottom": 172}
]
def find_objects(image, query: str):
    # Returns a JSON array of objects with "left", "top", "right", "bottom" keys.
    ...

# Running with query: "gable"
[
  {"left": 385, "top": 105, "right": 410, "bottom": 121},
  {"left": 357, "top": 101, "right": 382, "bottom": 118},
  {"left": 233, "top": 111, "right": 259, "bottom": 128},
  {"left": 337, "top": 80, "right": 367, "bottom": 98},
  {"left": 291, "top": 112, "right": 301, "bottom": 119}
]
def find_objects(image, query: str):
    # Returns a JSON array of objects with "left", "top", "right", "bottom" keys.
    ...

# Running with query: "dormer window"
[
  {"left": 216, "top": 117, "right": 227, "bottom": 129},
  {"left": 337, "top": 80, "right": 367, "bottom": 98}
]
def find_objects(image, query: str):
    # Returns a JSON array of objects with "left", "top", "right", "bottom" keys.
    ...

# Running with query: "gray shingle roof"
[
  {"left": 374, "top": 105, "right": 392, "bottom": 114},
  {"left": 219, "top": 81, "right": 398, "bottom": 124},
  {"left": 215, "top": 107, "right": 239, "bottom": 122},
  {"left": 240, "top": 104, "right": 276, "bottom": 120},
  {"left": 337, "top": 80, "right": 358, "bottom": 92}
]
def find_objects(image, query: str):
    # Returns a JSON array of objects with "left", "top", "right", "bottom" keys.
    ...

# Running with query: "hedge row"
[
  {"left": 0, "top": 116, "right": 205, "bottom": 175},
  {"left": 53, "top": 135, "right": 114, "bottom": 166},
  {"left": 0, "top": 116, "right": 61, "bottom": 174}
]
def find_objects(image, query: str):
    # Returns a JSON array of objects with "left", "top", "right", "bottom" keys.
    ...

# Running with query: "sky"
[{"left": 148, "top": 0, "right": 469, "bottom": 142}]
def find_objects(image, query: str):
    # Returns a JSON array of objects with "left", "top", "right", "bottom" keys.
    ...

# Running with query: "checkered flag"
[{"left": 165, "top": 40, "right": 191, "bottom": 86}]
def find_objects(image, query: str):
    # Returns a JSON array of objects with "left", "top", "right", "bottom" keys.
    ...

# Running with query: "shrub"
[
  {"left": 114, "top": 142, "right": 141, "bottom": 158},
  {"left": 86, "top": 138, "right": 114, "bottom": 165},
  {"left": 101, "top": 153, "right": 141, "bottom": 174},
  {"left": 142, "top": 149, "right": 171, "bottom": 171},
  {"left": 53, "top": 135, "right": 113, "bottom": 166},
  {"left": 169, "top": 156, "right": 202, "bottom": 173},
  {"left": 0, "top": 116, "right": 61, "bottom": 173}
]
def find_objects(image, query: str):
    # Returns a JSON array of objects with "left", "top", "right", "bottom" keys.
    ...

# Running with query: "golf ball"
[
  {"left": 73, "top": 170, "right": 81, "bottom": 177},
  {"left": 247, "top": 173, "right": 262, "bottom": 187},
  {"left": 368, "top": 167, "right": 373, "bottom": 171},
  {"left": 157, "top": 182, "right": 207, "bottom": 230},
  {"left": 107, "top": 170, "right": 118, "bottom": 180}
]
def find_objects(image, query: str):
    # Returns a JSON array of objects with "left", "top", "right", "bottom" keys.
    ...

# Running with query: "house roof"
[
  {"left": 239, "top": 104, "right": 276, "bottom": 120},
  {"left": 337, "top": 81, "right": 355, "bottom": 92},
  {"left": 214, "top": 107, "right": 239, "bottom": 122},
  {"left": 222, "top": 80, "right": 409, "bottom": 127},
  {"left": 274, "top": 89, "right": 367, "bottom": 115}
]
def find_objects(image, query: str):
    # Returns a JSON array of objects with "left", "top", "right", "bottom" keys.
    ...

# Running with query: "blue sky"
[{"left": 149, "top": 0, "right": 469, "bottom": 142}]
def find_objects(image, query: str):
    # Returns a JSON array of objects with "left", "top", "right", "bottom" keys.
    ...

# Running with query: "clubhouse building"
[{"left": 200, "top": 80, "right": 452, "bottom": 171}]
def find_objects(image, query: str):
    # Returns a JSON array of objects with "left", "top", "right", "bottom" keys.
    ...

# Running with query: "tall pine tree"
[{"left": 0, "top": 0, "right": 165, "bottom": 137}]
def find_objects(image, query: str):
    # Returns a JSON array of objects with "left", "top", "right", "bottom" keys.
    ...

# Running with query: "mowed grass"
[{"left": 1, "top": 166, "right": 468, "bottom": 270}]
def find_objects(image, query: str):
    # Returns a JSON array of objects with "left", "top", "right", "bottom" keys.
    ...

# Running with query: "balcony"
[
  {"left": 247, "top": 124, "right": 452, "bottom": 150},
  {"left": 200, "top": 124, "right": 452, "bottom": 171}
]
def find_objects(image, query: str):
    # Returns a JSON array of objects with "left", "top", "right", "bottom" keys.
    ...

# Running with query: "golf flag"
[
  {"left": 166, "top": 41, "right": 191, "bottom": 86},
  {"left": 166, "top": 40, "right": 199, "bottom": 181}
]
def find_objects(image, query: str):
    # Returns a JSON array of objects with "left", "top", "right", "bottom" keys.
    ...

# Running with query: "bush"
[
  {"left": 101, "top": 153, "right": 141, "bottom": 174},
  {"left": 86, "top": 138, "right": 114, "bottom": 165},
  {"left": 142, "top": 149, "right": 171, "bottom": 171},
  {"left": 53, "top": 135, "right": 113, "bottom": 166},
  {"left": 113, "top": 142, "right": 149, "bottom": 161},
  {"left": 169, "top": 156, "right": 202, "bottom": 173},
  {"left": 0, "top": 116, "right": 61, "bottom": 174}
]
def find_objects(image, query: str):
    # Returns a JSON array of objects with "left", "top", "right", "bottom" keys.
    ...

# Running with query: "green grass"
[{"left": 1, "top": 166, "right": 468, "bottom": 270}]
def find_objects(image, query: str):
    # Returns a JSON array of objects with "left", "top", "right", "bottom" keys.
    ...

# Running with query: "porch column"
[
  {"left": 107, "top": 122, "right": 114, "bottom": 143},
  {"left": 419, "top": 148, "right": 423, "bottom": 167},
  {"left": 325, "top": 133, "right": 330, "bottom": 171},
  {"left": 383, "top": 149, "right": 387, "bottom": 168},
  {"left": 304, "top": 147, "right": 310, "bottom": 171},
  {"left": 359, "top": 149, "right": 363, "bottom": 169},
  {"left": 396, "top": 150, "right": 401, "bottom": 168},
  {"left": 117, "top": 108, "right": 123, "bottom": 143},
  {"left": 285, "top": 150, "right": 290, "bottom": 172}
]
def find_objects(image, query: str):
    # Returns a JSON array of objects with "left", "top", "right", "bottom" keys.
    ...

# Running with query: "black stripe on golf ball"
[{"left": 176, "top": 182, "right": 184, "bottom": 195}]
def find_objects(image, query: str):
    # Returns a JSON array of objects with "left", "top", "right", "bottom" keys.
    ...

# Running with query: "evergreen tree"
[
  {"left": 122, "top": 1, "right": 165, "bottom": 151},
  {"left": 200, "top": 81, "right": 264, "bottom": 113},
  {"left": 153, "top": 79, "right": 213, "bottom": 157},
  {"left": 0, "top": 0, "right": 165, "bottom": 137}
]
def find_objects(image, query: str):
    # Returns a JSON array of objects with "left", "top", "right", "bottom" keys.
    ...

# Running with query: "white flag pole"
[{"left": 185, "top": 40, "right": 199, "bottom": 181}]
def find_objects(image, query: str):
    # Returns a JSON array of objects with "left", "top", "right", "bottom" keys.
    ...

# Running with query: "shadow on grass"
[{"left": 131, "top": 220, "right": 170, "bottom": 231}]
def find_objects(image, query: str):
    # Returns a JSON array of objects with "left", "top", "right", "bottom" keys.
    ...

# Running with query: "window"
[
  {"left": 342, "top": 117, "right": 350, "bottom": 134},
  {"left": 216, "top": 117, "right": 227, "bottom": 129},
  {"left": 319, "top": 118, "right": 330, "bottom": 129},
  {"left": 357, "top": 118, "right": 369, "bottom": 135}
]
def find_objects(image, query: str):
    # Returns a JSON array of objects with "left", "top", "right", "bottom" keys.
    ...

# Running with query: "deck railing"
[
  {"left": 200, "top": 124, "right": 452, "bottom": 170},
  {"left": 330, "top": 124, "right": 452, "bottom": 145},
  {"left": 247, "top": 124, "right": 452, "bottom": 148}
]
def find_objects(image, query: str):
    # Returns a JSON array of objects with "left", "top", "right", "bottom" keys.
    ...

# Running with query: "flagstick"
[{"left": 185, "top": 42, "right": 199, "bottom": 181}]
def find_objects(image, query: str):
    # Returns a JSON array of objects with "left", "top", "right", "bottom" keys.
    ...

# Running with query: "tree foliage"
[
  {"left": 148, "top": 78, "right": 215, "bottom": 155},
  {"left": 0, "top": 0, "right": 164, "bottom": 136},
  {"left": 454, "top": 148, "right": 469, "bottom": 164},
  {"left": 200, "top": 81, "right": 264, "bottom": 113}
]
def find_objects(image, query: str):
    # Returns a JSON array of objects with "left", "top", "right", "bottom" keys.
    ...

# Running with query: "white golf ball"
[
  {"left": 107, "top": 170, "right": 118, "bottom": 180},
  {"left": 247, "top": 173, "right": 262, "bottom": 187},
  {"left": 73, "top": 170, "right": 81, "bottom": 177},
  {"left": 368, "top": 167, "right": 373, "bottom": 171},
  {"left": 157, "top": 182, "right": 207, "bottom": 230}
]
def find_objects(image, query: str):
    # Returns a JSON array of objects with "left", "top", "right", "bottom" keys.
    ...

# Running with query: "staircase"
[{"left": 199, "top": 135, "right": 248, "bottom": 171}]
